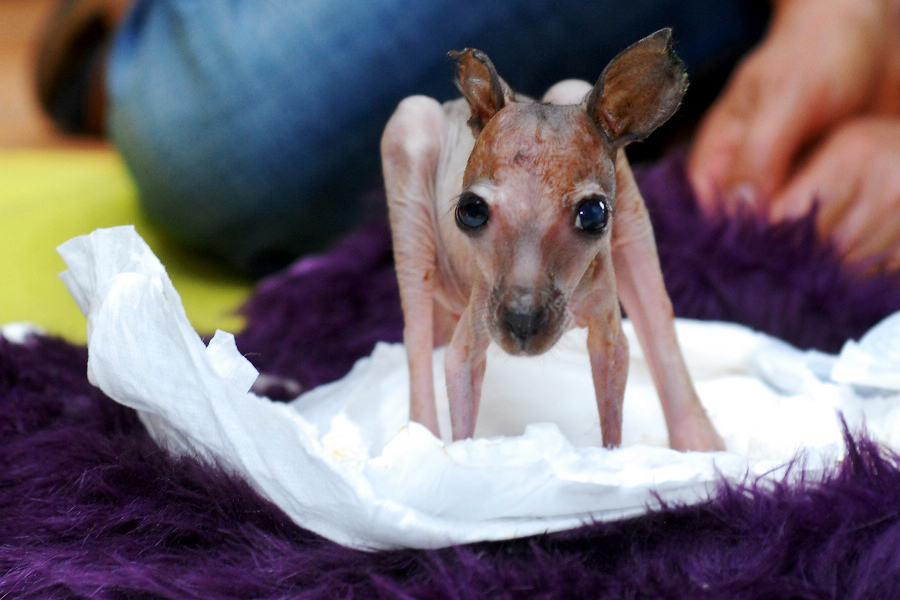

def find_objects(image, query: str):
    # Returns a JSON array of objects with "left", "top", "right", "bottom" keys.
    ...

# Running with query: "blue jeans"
[{"left": 108, "top": 0, "right": 767, "bottom": 275}]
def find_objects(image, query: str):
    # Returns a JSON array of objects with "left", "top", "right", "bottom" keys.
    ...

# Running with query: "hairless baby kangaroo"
[{"left": 381, "top": 29, "right": 724, "bottom": 452}]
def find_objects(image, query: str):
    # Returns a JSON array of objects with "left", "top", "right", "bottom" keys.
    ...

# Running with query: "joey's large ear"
[
  {"left": 584, "top": 28, "right": 688, "bottom": 147},
  {"left": 450, "top": 48, "right": 516, "bottom": 135}
]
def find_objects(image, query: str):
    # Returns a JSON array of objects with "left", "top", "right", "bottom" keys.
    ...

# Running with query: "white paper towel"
[{"left": 55, "top": 226, "right": 900, "bottom": 550}]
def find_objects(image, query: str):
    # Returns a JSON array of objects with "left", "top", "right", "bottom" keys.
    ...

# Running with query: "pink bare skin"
[{"left": 381, "top": 29, "right": 724, "bottom": 452}]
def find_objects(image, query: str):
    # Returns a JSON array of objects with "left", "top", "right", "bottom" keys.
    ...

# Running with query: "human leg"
[{"left": 106, "top": 0, "right": 768, "bottom": 275}]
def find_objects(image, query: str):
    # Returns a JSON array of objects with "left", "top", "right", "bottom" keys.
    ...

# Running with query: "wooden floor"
[{"left": 0, "top": 0, "right": 104, "bottom": 148}]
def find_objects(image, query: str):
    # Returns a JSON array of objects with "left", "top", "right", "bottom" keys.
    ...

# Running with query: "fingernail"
[
  {"left": 770, "top": 195, "right": 807, "bottom": 223},
  {"left": 726, "top": 183, "right": 759, "bottom": 210}
]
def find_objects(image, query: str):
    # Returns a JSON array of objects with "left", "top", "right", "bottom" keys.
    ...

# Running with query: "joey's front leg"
[
  {"left": 444, "top": 293, "right": 491, "bottom": 441},
  {"left": 580, "top": 257, "right": 629, "bottom": 448},
  {"left": 381, "top": 95, "right": 446, "bottom": 436},
  {"left": 588, "top": 314, "right": 629, "bottom": 449}
]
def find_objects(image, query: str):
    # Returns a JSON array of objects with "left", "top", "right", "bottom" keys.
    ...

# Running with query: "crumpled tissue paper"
[{"left": 57, "top": 226, "right": 900, "bottom": 550}]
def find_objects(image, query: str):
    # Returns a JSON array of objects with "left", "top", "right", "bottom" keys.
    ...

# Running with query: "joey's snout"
[{"left": 489, "top": 285, "right": 567, "bottom": 355}]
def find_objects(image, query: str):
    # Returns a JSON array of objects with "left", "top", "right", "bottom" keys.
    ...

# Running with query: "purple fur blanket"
[{"left": 4, "top": 153, "right": 900, "bottom": 598}]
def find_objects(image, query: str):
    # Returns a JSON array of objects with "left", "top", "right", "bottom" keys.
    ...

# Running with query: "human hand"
[
  {"left": 772, "top": 117, "right": 900, "bottom": 269},
  {"left": 688, "top": 0, "right": 900, "bottom": 265}
]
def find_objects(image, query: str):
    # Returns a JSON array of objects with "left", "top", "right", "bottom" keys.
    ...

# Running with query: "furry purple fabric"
[
  {"left": 638, "top": 152, "right": 900, "bottom": 353},
  {"left": 4, "top": 152, "right": 900, "bottom": 598}
]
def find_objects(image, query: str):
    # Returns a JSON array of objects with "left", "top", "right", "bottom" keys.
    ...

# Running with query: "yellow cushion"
[{"left": 0, "top": 149, "right": 252, "bottom": 343}]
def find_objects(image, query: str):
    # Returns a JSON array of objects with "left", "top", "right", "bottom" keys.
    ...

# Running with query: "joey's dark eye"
[
  {"left": 574, "top": 195, "right": 610, "bottom": 233},
  {"left": 455, "top": 192, "right": 490, "bottom": 231}
]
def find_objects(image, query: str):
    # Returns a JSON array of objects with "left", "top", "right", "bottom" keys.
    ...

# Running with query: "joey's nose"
[{"left": 503, "top": 309, "right": 548, "bottom": 342}]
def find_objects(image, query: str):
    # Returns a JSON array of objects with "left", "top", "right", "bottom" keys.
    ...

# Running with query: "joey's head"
[{"left": 449, "top": 29, "right": 687, "bottom": 356}]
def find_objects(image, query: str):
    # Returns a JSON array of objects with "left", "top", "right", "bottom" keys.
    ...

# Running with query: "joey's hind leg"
[
  {"left": 611, "top": 151, "right": 724, "bottom": 451},
  {"left": 381, "top": 95, "right": 446, "bottom": 436}
]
